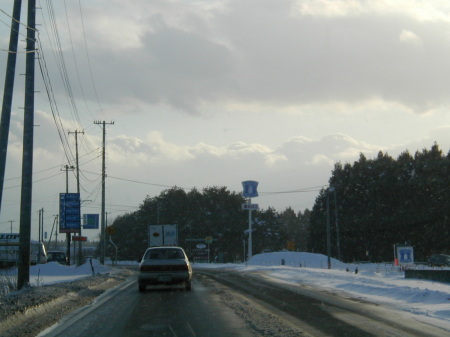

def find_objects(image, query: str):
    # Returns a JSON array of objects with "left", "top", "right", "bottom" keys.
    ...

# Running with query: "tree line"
[
  {"left": 107, "top": 186, "right": 310, "bottom": 262},
  {"left": 309, "top": 143, "right": 450, "bottom": 262},
  {"left": 107, "top": 143, "right": 449, "bottom": 263}
]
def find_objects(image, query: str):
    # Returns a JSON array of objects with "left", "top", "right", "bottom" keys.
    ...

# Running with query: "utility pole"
[
  {"left": 38, "top": 208, "right": 43, "bottom": 263},
  {"left": 326, "top": 189, "right": 331, "bottom": 269},
  {"left": 62, "top": 165, "right": 75, "bottom": 192},
  {"left": 0, "top": 0, "right": 22, "bottom": 216},
  {"left": 94, "top": 120, "right": 114, "bottom": 264},
  {"left": 47, "top": 214, "right": 58, "bottom": 249},
  {"left": 69, "top": 130, "right": 84, "bottom": 265},
  {"left": 68, "top": 130, "right": 83, "bottom": 194},
  {"left": 54, "top": 214, "right": 59, "bottom": 249},
  {"left": 41, "top": 208, "right": 44, "bottom": 243},
  {"left": 18, "top": 0, "right": 36, "bottom": 290}
]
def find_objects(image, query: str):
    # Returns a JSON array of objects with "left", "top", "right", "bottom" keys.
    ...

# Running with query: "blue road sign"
[
  {"left": 59, "top": 193, "right": 81, "bottom": 233},
  {"left": 83, "top": 214, "right": 99, "bottom": 229},
  {"left": 242, "top": 180, "right": 259, "bottom": 198}
]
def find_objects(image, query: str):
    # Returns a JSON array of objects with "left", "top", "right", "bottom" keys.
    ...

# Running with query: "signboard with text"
[
  {"left": 242, "top": 203, "right": 259, "bottom": 210},
  {"left": 148, "top": 225, "right": 178, "bottom": 247},
  {"left": 59, "top": 193, "right": 81, "bottom": 233},
  {"left": 83, "top": 214, "right": 99, "bottom": 229}
]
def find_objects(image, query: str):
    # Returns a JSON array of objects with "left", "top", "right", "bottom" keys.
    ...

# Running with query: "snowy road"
[
  {"left": 39, "top": 268, "right": 450, "bottom": 337},
  {"left": 40, "top": 272, "right": 266, "bottom": 337},
  {"left": 198, "top": 269, "right": 450, "bottom": 337}
]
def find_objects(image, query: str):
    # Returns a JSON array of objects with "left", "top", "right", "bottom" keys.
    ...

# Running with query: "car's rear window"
[{"left": 144, "top": 249, "right": 184, "bottom": 260}]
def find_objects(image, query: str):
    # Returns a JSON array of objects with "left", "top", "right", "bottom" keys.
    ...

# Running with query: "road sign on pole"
[
  {"left": 83, "top": 214, "right": 99, "bottom": 229},
  {"left": 59, "top": 193, "right": 81, "bottom": 233},
  {"left": 241, "top": 180, "right": 259, "bottom": 261},
  {"left": 242, "top": 180, "right": 259, "bottom": 198}
]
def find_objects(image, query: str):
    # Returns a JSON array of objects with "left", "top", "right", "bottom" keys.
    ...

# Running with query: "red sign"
[{"left": 72, "top": 236, "right": 87, "bottom": 241}]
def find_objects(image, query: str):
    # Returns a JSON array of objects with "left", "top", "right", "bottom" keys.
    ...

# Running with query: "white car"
[{"left": 138, "top": 246, "right": 193, "bottom": 292}]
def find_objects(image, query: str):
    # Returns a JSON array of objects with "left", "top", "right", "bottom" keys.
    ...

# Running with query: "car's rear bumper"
[{"left": 138, "top": 271, "right": 191, "bottom": 285}]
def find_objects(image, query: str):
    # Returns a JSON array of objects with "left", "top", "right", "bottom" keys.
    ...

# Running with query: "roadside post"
[{"left": 106, "top": 226, "right": 117, "bottom": 265}]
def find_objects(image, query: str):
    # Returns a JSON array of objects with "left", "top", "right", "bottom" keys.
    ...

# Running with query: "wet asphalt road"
[{"left": 40, "top": 268, "right": 449, "bottom": 337}]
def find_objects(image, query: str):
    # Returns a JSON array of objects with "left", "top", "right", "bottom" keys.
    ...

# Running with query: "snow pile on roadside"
[
  {"left": 1, "top": 259, "right": 112, "bottom": 287},
  {"left": 0, "top": 261, "right": 135, "bottom": 337},
  {"left": 194, "top": 252, "right": 450, "bottom": 332}
]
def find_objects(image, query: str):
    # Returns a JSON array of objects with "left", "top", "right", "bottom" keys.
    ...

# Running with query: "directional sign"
[
  {"left": 59, "top": 193, "right": 81, "bottom": 233},
  {"left": 242, "top": 180, "right": 259, "bottom": 198},
  {"left": 242, "top": 203, "right": 259, "bottom": 210},
  {"left": 396, "top": 246, "right": 414, "bottom": 266},
  {"left": 83, "top": 214, "right": 99, "bottom": 229}
]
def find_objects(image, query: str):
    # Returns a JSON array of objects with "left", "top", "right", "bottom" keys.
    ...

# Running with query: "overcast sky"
[{"left": 0, "top": 0, "right": 449, "bottom": 240}]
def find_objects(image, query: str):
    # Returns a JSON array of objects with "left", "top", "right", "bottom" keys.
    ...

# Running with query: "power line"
[{"left": 78, "top": 0, "right": 104, "bottom": 116}]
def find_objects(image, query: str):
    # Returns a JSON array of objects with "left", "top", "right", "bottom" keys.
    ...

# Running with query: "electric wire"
[
  {"left": 41, "top": 0, "right": 83, "bottom": 130},
  {"left": 62, "top": 0, "right": 93, "bottom": 120},
  {"left": 36, "top": 40, "right": 76, "bottom": 166},
  {"left": 77, "top": 0, "right": 104, "bottom": 116}
]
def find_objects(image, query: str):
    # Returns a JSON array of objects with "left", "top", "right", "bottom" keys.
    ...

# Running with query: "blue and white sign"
[
  {"left": 83, "top": 214, "right": 99, "bottom": 229},
  {"left": 242, "top": 180, "right": 259, "bottom": 198},
  {"left": 397, "top": 246, "right": 414, "bottom": 266},
  {"left": 59, "top": 193, "right": 81, "bottom": 233}
]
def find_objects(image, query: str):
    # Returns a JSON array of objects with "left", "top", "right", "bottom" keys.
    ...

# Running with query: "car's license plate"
[{"left": 158, "top": 275, "right": 171, "bottom": 282}]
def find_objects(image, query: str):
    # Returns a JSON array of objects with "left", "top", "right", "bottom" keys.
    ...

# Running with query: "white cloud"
[
  {"left": 399, "top": 29, "right": 423, "bottom": 46},
  {"left": 293, "top": 0, "right": 450, "bottom": 23}
]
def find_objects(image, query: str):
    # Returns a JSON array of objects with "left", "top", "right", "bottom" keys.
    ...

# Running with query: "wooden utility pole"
[
  {"left": 18, "top": 0, "right": 36, "bottom": 290},
  {"left": 0, "top": 0, "right": 22, "bottom": 216},
  {"left": 94, "top": 121, "right": 114, "bottom": 264},
  {"left": 69, "top": 130, "right": 84, "bottom": 265},
  {"left": 38, "top": 208, "right": 43, "bottom": 263}
]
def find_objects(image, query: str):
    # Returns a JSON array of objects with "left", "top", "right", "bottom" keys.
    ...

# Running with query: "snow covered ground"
[
  {"left": 2, "top": 252, "right": 450, "bottom": 332},
  {"left": 197, "top": 252, "right": 450, "bottom": 332}
]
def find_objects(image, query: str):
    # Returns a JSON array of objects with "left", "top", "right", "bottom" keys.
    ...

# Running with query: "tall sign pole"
[
  {"left": 18, "top": 0, "right": 36, "bottom": 290},
  {"left": 242, "top": 180, "right": 259, "bottom": 261}
]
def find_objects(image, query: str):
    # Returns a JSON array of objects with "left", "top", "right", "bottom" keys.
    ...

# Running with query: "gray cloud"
[{"left": 69, "top": 0, "right": 450, "bottom": 114}]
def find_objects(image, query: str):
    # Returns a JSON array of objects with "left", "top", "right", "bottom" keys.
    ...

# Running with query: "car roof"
[{"left": 146, "top": 246, "right": 184, "bottom": 250}]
